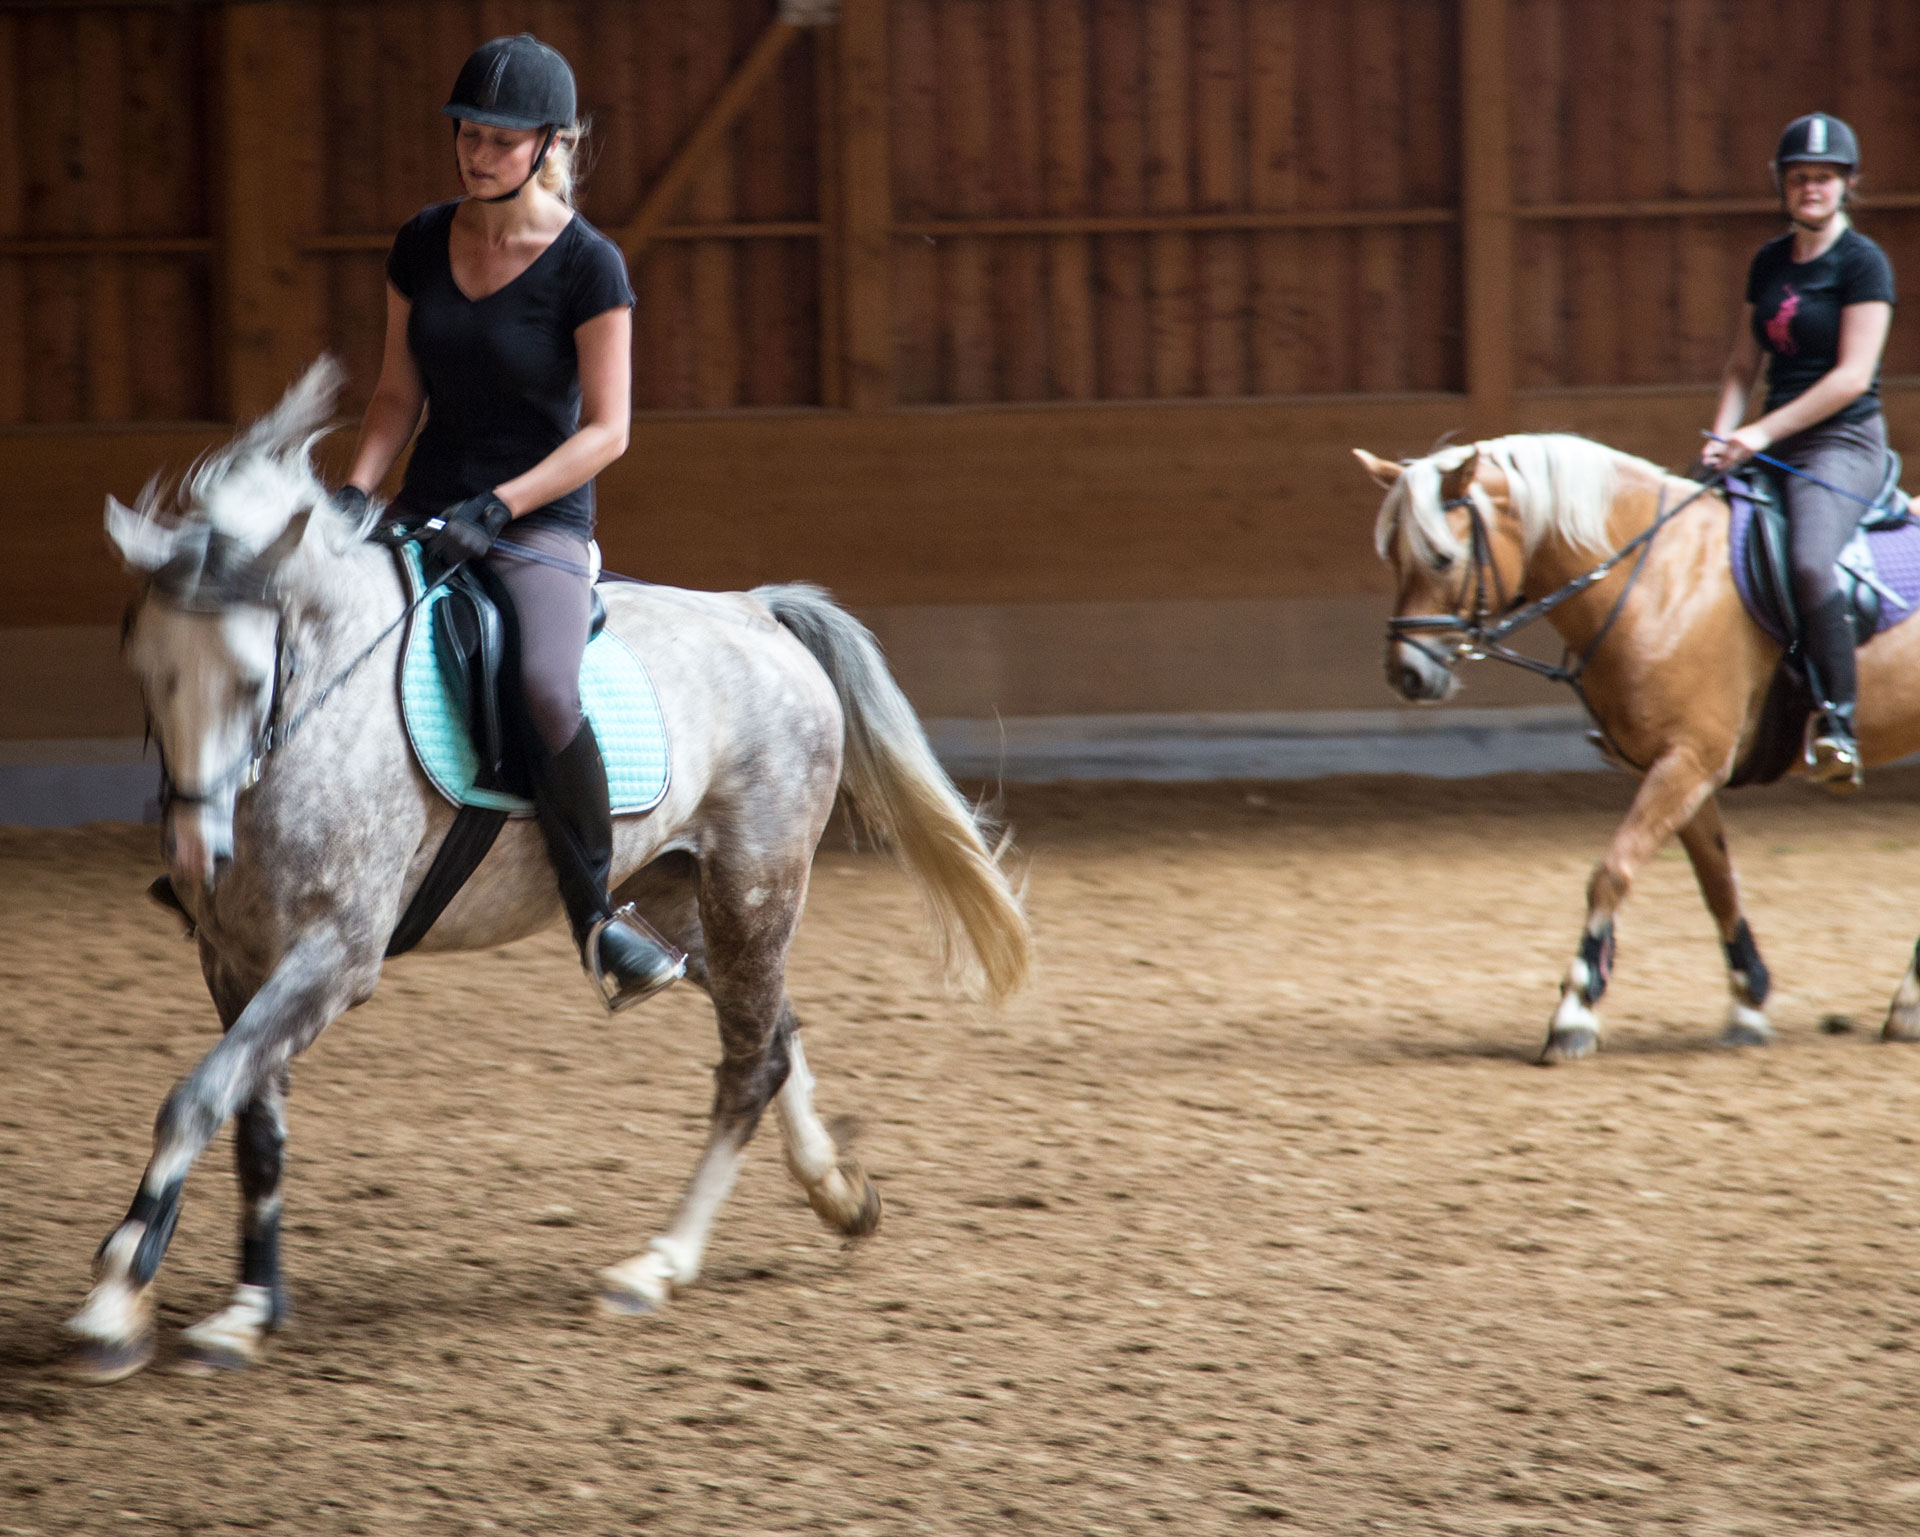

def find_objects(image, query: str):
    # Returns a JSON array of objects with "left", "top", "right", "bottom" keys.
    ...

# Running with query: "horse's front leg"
[
  {"left": 1675, "top": 796, "right": 1773, "bottom": 1048},
  {"left": 176, "top": 1066, "right": 294, "bottom": 1374},
  {"left": 65, "top": 933, "right": 371, "bottom": 1382},
  {"left": 1882, "top": 941, "right": 1920, "bottom": 1042},
  {"left": 1543, "top": 747, "right": 1717, "bottom": 1063}
]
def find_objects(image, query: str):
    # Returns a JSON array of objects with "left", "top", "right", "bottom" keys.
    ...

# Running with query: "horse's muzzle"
[
  {"left": 165, "top": 805, "right": 234, "bottom": 893},
  {"left": 1386, "top": 638, "right": 1459, "bottom": 703}
]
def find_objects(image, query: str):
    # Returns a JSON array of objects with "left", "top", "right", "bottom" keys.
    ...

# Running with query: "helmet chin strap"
[{"left": 462, "top": 127, "right": 558, "bottom": 205}]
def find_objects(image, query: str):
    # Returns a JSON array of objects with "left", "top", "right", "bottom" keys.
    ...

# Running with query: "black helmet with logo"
[
  {"left": 443, "top": 34, "right": 576, "bottom": 131},
  {"left": 1773, "top": 112, "right": 1859, "bottom": 173},
  {"left": 444, "top": 35, "right": 576, "bottom": 202}
]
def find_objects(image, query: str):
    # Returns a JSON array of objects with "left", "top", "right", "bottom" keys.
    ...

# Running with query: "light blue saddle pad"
[{"left": 395, "top": 544, "right": 670, "bottom": 817}]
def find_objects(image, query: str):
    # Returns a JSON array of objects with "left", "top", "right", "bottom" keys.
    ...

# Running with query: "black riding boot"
[
  {"left": 1801, "top": 591, "right": 1862, "bottom": 793},
  {"left": 533, "top": 720, "right": 685, "bottom": 1008}
]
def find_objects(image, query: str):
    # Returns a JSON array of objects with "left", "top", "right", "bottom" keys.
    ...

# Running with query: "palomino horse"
[
  {"left": 1360, "top": 433, "right": 1920, "bottom": 1063},
  {"left": 67, "top": 361, "right": 1031, "bottom": 1381}
]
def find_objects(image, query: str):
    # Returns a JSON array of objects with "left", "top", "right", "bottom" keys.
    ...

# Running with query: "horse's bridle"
[
  {"left": 1384, "top": 471, "right": 1727, "bottom": 767},
  {"left": 136, "top": 563, "right": 440, "bottom": 811}
]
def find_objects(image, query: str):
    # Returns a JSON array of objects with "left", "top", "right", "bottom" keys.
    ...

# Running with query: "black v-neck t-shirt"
[
  {"left": 387, "top": 201, "right": 634, "bottom": 536},
  {"left": 1746, "top": 226, "right": 1896, "bottom": 426}
]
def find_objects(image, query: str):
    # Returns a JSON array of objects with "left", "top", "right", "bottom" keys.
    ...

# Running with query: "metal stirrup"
[{"left": 584, "top": 904, "right": 688, "bottom": 1013}]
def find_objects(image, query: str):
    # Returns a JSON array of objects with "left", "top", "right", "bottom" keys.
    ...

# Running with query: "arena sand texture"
[{"left": 7, "top": 771, "right": 1920, "bottom": 1535}]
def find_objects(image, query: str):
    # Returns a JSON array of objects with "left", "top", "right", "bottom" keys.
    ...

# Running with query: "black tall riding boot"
[
  {"left": 1801, "top": 591, "right": 1862, "bottom": 792},
  {"left": 533, "top": 720, "right": 685, "bottom": 1008}
]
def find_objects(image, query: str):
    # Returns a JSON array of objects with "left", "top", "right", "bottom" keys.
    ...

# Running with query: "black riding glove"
[{"left": 423, "top": 492, "right": 512, "bottom": 578}]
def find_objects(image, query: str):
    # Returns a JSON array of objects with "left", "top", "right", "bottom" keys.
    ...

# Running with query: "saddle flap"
[
  {"left": 1862, "top": 448, "right": 1911, "bottom": 532},
  {"left": 428, "top": 578, "right": 508, "bottom": 785}
]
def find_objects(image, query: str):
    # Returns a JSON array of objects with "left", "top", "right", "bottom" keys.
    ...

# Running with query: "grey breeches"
[
  {"left": 1774, "top": 412, "right": 1888, "bottom": 613},
  {"left": 481, "top": 524, "right": 594, "bottom": 755}
]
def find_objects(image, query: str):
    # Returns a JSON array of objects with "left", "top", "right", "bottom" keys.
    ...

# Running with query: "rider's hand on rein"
[{"left": 422, "top": 491, "right": 512, "bottom": 578}]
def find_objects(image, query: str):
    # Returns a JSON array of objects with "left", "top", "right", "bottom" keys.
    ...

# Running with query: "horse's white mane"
[
  {"left": 1374, "top": 434, "right": 1676, "bottom": 569},
  {"left": 163, "top": 357, "right": 366, "bottom": 554}
]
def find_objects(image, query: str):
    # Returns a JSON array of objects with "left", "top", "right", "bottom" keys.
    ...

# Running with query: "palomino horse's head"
[
  {"left": 105, "top": 359, "right": 350, "bottom": 891},
  {"left": 1357, "top": 435, "right": 1622, "bottom": 702}
]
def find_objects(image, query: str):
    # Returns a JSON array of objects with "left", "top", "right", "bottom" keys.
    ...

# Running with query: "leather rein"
[
  {"left": 1385, "top": 472, "right": 1726, "bottom": 769},
  {"left": 143, "top": 546, "right": 443, "bottom": 811}
]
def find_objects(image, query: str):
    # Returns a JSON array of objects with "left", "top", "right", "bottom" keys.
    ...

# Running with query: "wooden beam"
[
  {"left": 1459, "top": 0, "right": 1514, "bottom": 434},
  {"left": 216, "top": 2, "right": 324, "bottom": 421},
  {"left": 894, "top": 208, "right": 1458, "bottom": 238},
  {"left": 836, "top": 0, "right": 893, "bottom": 409},
  {"left": 814, "top": 25, "right": 844, "bottom": 406},
  {"left": 616, "top": 19, "right": 801, "bottom": 265}
]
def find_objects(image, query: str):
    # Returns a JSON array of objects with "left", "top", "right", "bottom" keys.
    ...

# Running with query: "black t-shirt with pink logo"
[{"left": 1746, "top": 227, "right": 1896, "bottom": 425}]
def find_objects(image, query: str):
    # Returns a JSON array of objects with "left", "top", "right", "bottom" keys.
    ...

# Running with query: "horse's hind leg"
[
  {"left": 775, "top": 1033, "right": 881, "bottom": 1238},
  {"left": 1676, "top": 797, "right": 1774, "bottom": 1047},
  {"left": 1543, "top": 748, "right": 1717, "bottom": 1063},
  {"left": 599, "top": 850, "right": 874, "bottom": 1315}
]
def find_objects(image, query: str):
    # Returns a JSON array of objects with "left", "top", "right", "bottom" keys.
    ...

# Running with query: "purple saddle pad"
[{"left": 1728, "top": 491, "right": 1920, "bottom": 645}]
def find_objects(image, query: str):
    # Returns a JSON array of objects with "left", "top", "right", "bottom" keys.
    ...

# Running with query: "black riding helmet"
[
  {"left": 443, "top": 34, "right": 577, "bottom": 203},
  {"left": 1773, "top": 112, "right": 1859, "bottom": 175}
]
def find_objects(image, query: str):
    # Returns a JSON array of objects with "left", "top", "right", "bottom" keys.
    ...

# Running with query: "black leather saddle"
[
  {"left": 1734, "top": 449, "right": 1911, "bottom": 649},
  {"left": 375, "top": 519, "right": 606, "bottom": 790},
  {"left": 1725, "top": 451, "right": 1911, "bottom": 788}
]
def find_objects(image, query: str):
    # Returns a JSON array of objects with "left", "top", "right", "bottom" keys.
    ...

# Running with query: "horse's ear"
[
  {"left": 104, "top": 493, "right": 178, "bottom": 573},
  {"left": 1353, "top": 449, "right": 1402, "bottom": 488},
  {"left": 232, "top": 506, "right": 314, "bottom": 599}
]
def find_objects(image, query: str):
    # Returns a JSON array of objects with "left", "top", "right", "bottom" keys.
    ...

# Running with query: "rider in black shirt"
[
  {"left": 1701, "top": 113, "right": 1897, "bottom": 791},
  {"left": 341, "top": 35, "right": 681, "bottom": 1005}
]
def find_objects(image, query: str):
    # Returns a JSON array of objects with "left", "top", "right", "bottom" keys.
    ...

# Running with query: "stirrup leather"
[{"left": 584, "top": 904, "right": 688, "bottom": 1013}]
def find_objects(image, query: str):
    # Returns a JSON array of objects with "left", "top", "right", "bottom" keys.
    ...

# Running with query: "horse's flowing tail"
[{"left": 755, "top": 583, "right": 1033, "bottom": 1004}]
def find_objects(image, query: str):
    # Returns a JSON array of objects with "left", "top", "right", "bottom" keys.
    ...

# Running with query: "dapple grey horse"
[{"left": 68, "top": 360, "right": 1032, "bottom": 1381}]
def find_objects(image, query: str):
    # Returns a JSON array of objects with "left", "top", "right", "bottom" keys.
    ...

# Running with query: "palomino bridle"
[{"left": 1385, "top": 471, "right": 1727, "bottom": 768}]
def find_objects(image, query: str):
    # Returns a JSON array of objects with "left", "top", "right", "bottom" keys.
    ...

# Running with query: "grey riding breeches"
[
  {"left": 1772, "top": 411, "right": 1888, "bottom": 612},
  {"left": 482, "top": 523, "right": 594, "bottom": 756}
]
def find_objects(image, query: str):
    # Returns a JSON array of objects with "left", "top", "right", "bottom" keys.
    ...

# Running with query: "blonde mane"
[{"left": 1374, "top": 434, "right": 1679, "bottom": 570}]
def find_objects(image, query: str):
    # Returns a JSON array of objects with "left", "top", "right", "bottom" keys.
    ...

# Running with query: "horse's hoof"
[
  {"left": 1539, "top": 1028, "right": 1599, "bottom": 1064},
  {"left": 1883, "top": 1012, "right": 1920, "bottom": 1043},
  {"left": 843, "top": 1174, "right": 882, "bottom": 1239},
  {"left": 65, "top": 1332, "right": 155, "bottom": 1385},
  {"left": 1720, "top": 1006, "right": 1773, "bottom": 1049},
  {"left": 173, "top": 1340, "right": 258, "bottom": 1377},
  {"left": 597, "top": 1284, "right": 659, "bottom": 1318},
  {"left": 806, "top": 1159, "right": 882, "bottom": 1240}
]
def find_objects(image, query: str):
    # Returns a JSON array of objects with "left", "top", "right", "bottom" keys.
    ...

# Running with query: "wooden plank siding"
[
  {"left": 6, "top": 0, "right": 1920, "bottom": 643},
  {"left": 0, "top": 0, "right": 1915, "bottom": 428}
]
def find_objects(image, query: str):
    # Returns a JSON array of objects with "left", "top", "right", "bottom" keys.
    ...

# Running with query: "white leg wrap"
[
  {"left": 1724, "top": 999, "right": 1773, "bottom": 1042},
  {"left": 1551, "top": 983, "right": 1600, "bottom": 1039},
  {"left": 1886, "top": 964, "right": 1920, "bottom": 1040},
  {"left": 180, "top": 1284, "right": 276, "bottom": 1362},
  {"left": 67, "top": 1224, "right": 151, "bottom": 1344}
]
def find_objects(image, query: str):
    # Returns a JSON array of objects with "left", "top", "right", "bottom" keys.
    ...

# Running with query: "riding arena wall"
[{"left": 1, "top": 0, "right": 1917, "bottom": 747}]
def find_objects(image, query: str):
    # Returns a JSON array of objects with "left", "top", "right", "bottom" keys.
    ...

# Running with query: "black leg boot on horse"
[
  {"left": 534, "top": 720, "right": 686, "bottom": 1009},
  {"left": 1800, "top": 592, "right": 1863, "bottom": 792}
]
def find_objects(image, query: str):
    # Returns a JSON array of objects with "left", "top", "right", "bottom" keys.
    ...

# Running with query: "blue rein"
[{"left": 1701, "top": 430, "right": 1884, "bottom": 510}]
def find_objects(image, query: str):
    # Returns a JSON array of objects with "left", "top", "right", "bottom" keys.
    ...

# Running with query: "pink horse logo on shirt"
[{"left": 1766, "top": 285, "right": 1801, "bottom": 354}]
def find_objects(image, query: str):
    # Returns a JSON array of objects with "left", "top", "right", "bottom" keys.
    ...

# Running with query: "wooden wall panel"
[
  {"left": 1515, "top": 0, "right": 1920, "bottom": 391},
  {"left": 0, "top": 0, "right": 1912, "bottom": 435}
]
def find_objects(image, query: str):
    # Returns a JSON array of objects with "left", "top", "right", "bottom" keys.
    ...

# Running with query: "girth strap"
[{"left": 385, "top": 804, "right": 510, "bottom": 957}]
